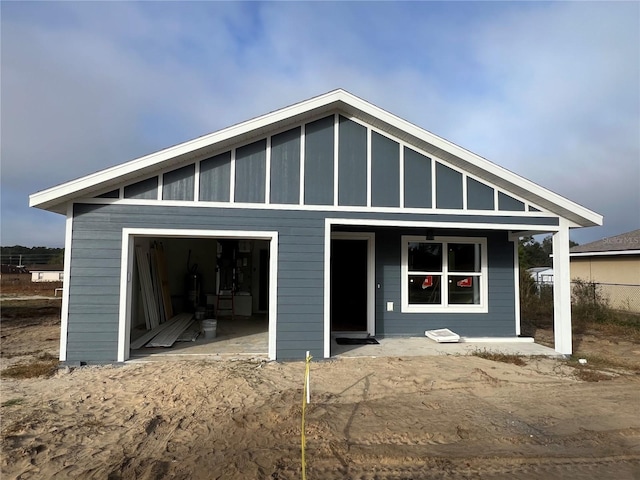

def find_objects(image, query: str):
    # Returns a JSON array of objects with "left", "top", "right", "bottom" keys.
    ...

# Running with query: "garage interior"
[{"left": 129, "top": 236, "right": 270, "bottom": 358}]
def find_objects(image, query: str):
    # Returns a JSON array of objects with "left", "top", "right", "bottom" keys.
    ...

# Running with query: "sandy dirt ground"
[{"left": 1, "top": 297, "right": 640, "bottom": 479}]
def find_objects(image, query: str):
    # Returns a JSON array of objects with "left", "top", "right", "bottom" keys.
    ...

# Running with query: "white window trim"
[{"left": 401, "top": 235, "right": 488, "bottom": 314}]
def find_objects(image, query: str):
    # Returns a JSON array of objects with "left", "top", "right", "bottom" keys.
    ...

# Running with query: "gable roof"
[
  {"left": 570, "top": 229, "right": 640, "bottom": 256},
  {"left": 29, "top": 89, "right": 602, "bottom": 227}
]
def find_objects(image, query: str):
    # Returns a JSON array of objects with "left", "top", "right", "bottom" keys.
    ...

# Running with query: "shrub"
[{"left": 572, "top": 279, "right": 611, "bottom": 325}]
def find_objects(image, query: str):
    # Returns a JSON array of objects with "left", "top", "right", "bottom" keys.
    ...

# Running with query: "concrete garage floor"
[{"left": 129, "top": 314, "right": 269, "bottom": 360}]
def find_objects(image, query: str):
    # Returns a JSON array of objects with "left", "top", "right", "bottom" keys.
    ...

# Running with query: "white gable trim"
[{"left": 30, "top": 89, "right": 602, "bottom": 227}]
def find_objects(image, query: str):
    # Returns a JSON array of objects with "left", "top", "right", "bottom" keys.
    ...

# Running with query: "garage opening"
[{"left": 122, "top": 231, "right": 275, "bottom": 361}]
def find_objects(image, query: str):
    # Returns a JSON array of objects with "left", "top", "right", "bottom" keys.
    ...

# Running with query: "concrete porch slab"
[{"left": 332, "top": 336, "right": 563, "bottom": 358}]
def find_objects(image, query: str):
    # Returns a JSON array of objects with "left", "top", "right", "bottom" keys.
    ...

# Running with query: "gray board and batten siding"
[
  {"left": 68, "top": 202, "right": 558, "bottom": 363},
  {"left": 117, "top": 114, "right": 536, "bottom": 214}
]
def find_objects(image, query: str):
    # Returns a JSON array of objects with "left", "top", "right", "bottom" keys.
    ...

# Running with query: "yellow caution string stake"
[{"left": 301, "top": 350, "right": 312, "bottom": 480}]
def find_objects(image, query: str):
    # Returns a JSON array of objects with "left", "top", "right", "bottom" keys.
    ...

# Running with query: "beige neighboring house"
[{"left": 570, "top": 229, "right": 640, "bottom": 311}]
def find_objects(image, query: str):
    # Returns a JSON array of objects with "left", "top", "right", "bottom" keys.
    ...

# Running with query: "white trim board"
[
  {"left": 570, "top": 250, "right": 640, "bottom": 257},
  {"left": 58, "top": 203, "right": 74, "bottom": 362},
  {"left": 117, "top": 228, "right": 278, "bottom": 362}
]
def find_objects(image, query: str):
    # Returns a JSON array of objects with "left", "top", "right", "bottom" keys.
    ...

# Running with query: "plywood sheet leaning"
[
  {"left": 154, "top": 242, "right": 173, "bottom": 321},
  {"left": 135, "top": 244, "right": 160, "bottom": 330},
  {"left": 149, "top": 246, "right": 166, "bottom": 324}
]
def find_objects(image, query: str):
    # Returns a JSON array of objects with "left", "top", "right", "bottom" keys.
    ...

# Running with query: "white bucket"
[{"left": 201, "top": 319, "right": 217, "bottom": 339}]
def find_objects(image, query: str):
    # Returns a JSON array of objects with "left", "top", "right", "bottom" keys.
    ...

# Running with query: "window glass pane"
[
  {"left": 448, "top": 243, "right": 480, "bottom": 272},
  {"left": 408, "top": 275, "right": 441, "bottom": 304},
  {"left": 408, "top": 243, "right": 442, "bottom": 272},
  {"left": 448, "top": 276, "right": 481, "bottom": 304}
]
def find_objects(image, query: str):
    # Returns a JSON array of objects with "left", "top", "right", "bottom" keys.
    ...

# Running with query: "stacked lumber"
[
  {"left": 146, "top": 313, "right": 195, "bottom": 348},
  {"left": 131, "top": 313, "right": 195, "bottom": 349}
]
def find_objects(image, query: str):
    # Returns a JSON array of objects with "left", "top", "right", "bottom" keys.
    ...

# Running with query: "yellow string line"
[{"left": 301, "top": 352, "right": 312, "bottom": 480}]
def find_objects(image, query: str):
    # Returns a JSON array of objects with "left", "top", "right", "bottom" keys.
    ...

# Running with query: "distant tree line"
[
  {"left": 0, "top": 246, "right": 64, "bottom": 266},
  {"left": 518, "top": 235, "right": 578, "bottom": 270}
]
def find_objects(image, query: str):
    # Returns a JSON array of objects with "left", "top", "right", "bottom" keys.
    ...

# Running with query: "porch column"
[{"left": 552, "top": 219, "right": 572, "bottom": 355}]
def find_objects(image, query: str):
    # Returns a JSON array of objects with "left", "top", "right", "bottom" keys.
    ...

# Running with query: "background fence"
[
  {"left": 572, "top": 281, "right": 640, "bottom": 313},
  {"left": 532, "top": 280, "right": 640, "bottom": 313}
]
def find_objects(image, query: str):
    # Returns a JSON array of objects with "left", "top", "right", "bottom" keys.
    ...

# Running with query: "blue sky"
[{"left": 2, "top": 1, "right": 638, "bottom": 247}]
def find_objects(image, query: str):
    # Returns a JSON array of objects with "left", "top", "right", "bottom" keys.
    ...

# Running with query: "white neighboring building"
[
  {"left": 31, "top": 269, "right": 64, "bottom": 282},
  {"left": 528, "top": 267, "right": 554, "bottom": 286}
]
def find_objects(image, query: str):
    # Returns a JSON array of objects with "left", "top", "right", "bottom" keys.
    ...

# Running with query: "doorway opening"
[{"left": 331, "top": 239, "right": 368, "bottom": 331}]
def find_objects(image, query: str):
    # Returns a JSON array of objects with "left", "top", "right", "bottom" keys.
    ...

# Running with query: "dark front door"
[{"left": 331, "top": 239, "right": 368, "bottom": 331}]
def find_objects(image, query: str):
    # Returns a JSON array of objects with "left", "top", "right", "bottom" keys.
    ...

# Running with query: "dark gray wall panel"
[
  {"left": 123, "top": 177, "right": 158, "bottom": 200},
  {"left": 163, "top": 164, "right": 195, "bottom": 201},
  {"left": 404, "top": 147, "right": 432, "bottom": 208},
  {"left": 338, "top": 116, "right": 367, "bottom": 206},
  {"left": 371, "top": 131, "right": 400, "bottom": 207},
  {"left": 304, "top": 116, "right": 334, "bottom": 205},
  {"left": 200, "top": 152, "right": 231, "bottom": 202},
  {"left": 436, "top": 163, "right": 463, "bottom": 209},
  {"left": 235, "top": 139, "right": 266, "bottom": 203},
  {"left": 270, "top": 127, "right": 301, "bottom": 204},
  {"left": 467, "top": 177, "right": 494, "bottom": 210},
  {"left": 498, "top": 192, "right": 525, "bottom": 211},
  {"left": 96, "top": 189, "right": 119, "bottom": 199}
]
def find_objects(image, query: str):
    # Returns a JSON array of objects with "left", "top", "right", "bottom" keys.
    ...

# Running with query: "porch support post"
[{"left": 552, "top": 219, "right": 572, "bottom": 355}]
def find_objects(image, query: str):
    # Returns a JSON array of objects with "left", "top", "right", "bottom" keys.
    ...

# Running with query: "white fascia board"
[{"left": 570, "top": 250, "right": 640, "bottom": 257}]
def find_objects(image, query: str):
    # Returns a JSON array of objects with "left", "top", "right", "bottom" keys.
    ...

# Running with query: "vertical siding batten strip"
[
  {"left": 399, "top": 144, "right": 405, "bottom": 208},
  {"left": 333, "top": 114, "right": 339, "bottom": 206},
  {"left": 157, "top": 174, "right": 163, "bottom": 201},
  {"left": 431, "top": 160, "right": 437, "bottom": 211},
  {"left": 300, "top": 124, "right": 306, "bottom": 205},
  {"left": 230, "top": 148, "right": 236, "bottom": 203},
  {"left": 366, "top": 127, "right": 372, "bottom": 207},
  {"left": 462, "top": 173, "right": 468, "bottom": 210},
  {"left": 265, "top": 136, "right": 271, "bottom": 205}
]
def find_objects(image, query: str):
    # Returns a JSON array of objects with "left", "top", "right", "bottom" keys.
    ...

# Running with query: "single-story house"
[
  {"left": 29, "top": 89, "right": 602, "bottom": 363},
  {"left": 29, "top": 265, "right": 65, "bottom": 283},
  {"left": 570, "top": 229, "right": 640, "bottom": 311}
]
